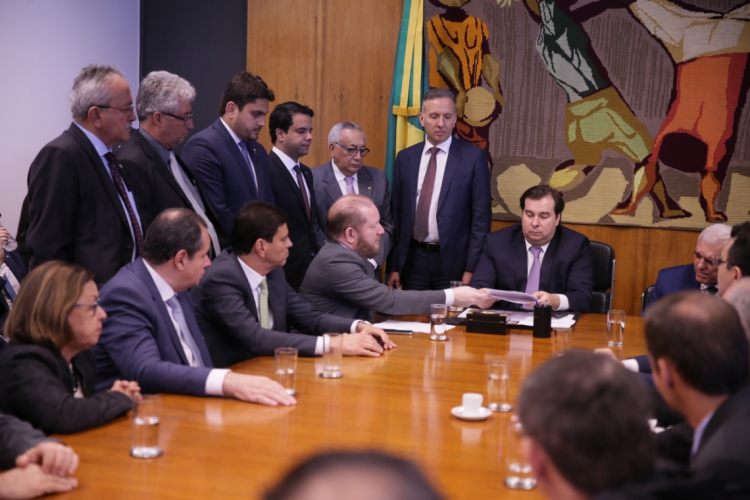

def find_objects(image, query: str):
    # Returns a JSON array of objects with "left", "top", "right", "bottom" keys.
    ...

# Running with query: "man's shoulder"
[
  {"left": 488, "top": 223, "right": 523, "bottom": 242},
  {"left": 397, "top": 141, "right": 425, "bottom": 160},
  {"left": 656, "top": 264, "right": 695, "bottom": 283},
  {"left": 33, "top": 125, "right": 89, "bottom": 162},
  {"left": 185, "top": 118, "right": 225, "bottom": 147},
  {"left": 100, "top": 260, "right": 149, "bottom": 299},
  {"left": 311, "top": 161, "right": 334, "bottom": 180},
  {"left": 113, "top": 131, "right": 149, "bottom": 164},
  {"left": 360, "top": 165, "right": 387, "bottom": 181},
  {"left": 202, "top": 250, "right": 239, "bottom": 279}
]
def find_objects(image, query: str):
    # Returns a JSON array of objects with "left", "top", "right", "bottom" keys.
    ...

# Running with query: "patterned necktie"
[
  {"left": 237, "top": 142, "right": 259, "bottom": 192},
  {"left": 104, "top": 152, "right": 143, "bottom": 255},
  {"left": 413, "top": 147, "right": 439, "bottom": 242},
  {"left": 293, "top": 165, "right": 311, "bottom": 219},
  {"left": 2, "top": 275, "right": 16, "bottom": 301},
  {"left": 524, "top": 246, "right": 543, "bottom": 309},
  {"left": 165, "top": 296, "right": 205, "bottom": 367},
  {"left": 258, "top": 278, "right": 271, "bottom": 329},
  {"left": 345, "top": 176, "right": 356, "bottom": 195}
]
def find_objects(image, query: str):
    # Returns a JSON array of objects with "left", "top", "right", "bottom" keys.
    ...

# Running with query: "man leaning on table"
[
  {"left": 94, "top": 208, "right": 294, "bottom": 407},
  {"left": 300, "top": 195, "right": 488, "bottom": 321},
  {"left": 191, "top": 200, "right": 393, "bottom": 368},
  {"left": 471, "top": 185, "right": 593, "bottom": 311}
]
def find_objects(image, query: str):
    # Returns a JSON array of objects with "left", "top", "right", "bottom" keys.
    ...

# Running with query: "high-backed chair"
[
  {"left": 640, "top": 284, "right": 655, "bottom": 316},
  {"left": 588, "top": 241, "right": 615, "bottom": 314}
]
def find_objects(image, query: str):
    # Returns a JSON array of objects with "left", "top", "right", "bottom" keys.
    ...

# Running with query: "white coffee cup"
[{"left": 462, "top": 393, "right": 483, "bottom": 416}]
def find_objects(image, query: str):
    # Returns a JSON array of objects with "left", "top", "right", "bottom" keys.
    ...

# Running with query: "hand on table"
[
  {"left": 357, "top": 324, "right": 396, "bottom": 350},
  {"left": 16, "top": 442, "right": 78, "bottom": 477},
  {"left": 343, "top": 333, "right": 384, "bottom": 357},
  {"left": 0, "top": 464, "right": 77, "bottom": 499},
  {"left": 531, "top": 291, "right": 560, "bottom": 310},
  {"left": 222, "top": 373, "right": 296, "bottom": 406},
  {"left": 109, "top": 380, "right": 142, "bottom": 402},
  {"left": 386, "top": 272, "right": 400, "bottom": 289},
  {"left": 452, "top": 286, "right": 490, "bottom": 308}
]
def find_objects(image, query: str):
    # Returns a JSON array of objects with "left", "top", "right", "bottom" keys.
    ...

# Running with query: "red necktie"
[
  {"left": 413, "top": 147, "right": 439, "bottom": 242},
  {"left": 105, "top": 152, "right": 143, "bottom": 254}
]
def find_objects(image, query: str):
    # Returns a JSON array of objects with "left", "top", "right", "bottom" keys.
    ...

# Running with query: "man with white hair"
[
  {"left": 646, "top": 223, "right": 732, "bottom": 310},
  {"left": 116, "top": 71, "right": 225, "bottom": 256},
  {"left": 26, "top": 65, "right": 143, "bottom": 285}
]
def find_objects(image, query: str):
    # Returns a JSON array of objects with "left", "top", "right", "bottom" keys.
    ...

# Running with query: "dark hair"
[
  {"left": 326, "top": 195, "right": 371, "bottom": 240},
  {"left": 141, "top": 208, "right": 207, "bottom": 265},
  {"left": 520, "top": 185, "right": 565, "bottom": 215},
  {"left": 218, "top": 71, "right": 275, "bottom": 116},
  {"left": 268, "top": 102, "right": 314, "bottom": 144},
  {"left": 422, "top": 87, "right": 455, "bottom": 106},
  {"left": 517, "top": 351, "right": 655, "bottom": 495},
  {"left": 263, "top": 451, "right": 444, "bottom": 500},
  {"left": 728, "top": 221, "right": 750, "bottom": 277},
  {"left": 645, "top": 291, "right": 748, "bottom": 395},
  {"left": 232, "top": 201, "right": 288, "bottom": 255}
]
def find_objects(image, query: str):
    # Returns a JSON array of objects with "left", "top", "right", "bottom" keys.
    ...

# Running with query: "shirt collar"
[
  {"left": 524, "top": 239, "right": 551, "bottom": 253},
  {"left": 236, "top": 255, "right": 265, "bottom": 291},
  {"left": 422, "top": 135, "right": 452, "bottom": 156},
  {"left": 691, "top": 410, "right": 716, "bottom": 458},
  {"left": 219, "top": 117, "right": 243, "bottom": 146},
  {"left": 272, "top": 146, "right": 299, "bottom": 173},
  {"left": 143, "top": 260, "right": 177, "bottom": 303},
  {"left": 332, "top": 161, "right": 357, "bottom": 184},
  {"left": 139, "top": 127, "right": 171, "bottom": 166},
  {"left": 73, "top": 121, "right": 110, "bottom": 157}
]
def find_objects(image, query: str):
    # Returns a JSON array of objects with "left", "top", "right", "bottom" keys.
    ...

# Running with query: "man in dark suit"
[
  {"left": 0, "top": 225, "right": 27, "bottom": 336},
  {"left": 646, "top": 292, "right": 750, "bottom": 477},
  {"left": 267, "top": 102, "right": 326, "bottom": 291},
  {"left": 115, "top": 71, "right": 226, "bottom": 255},
  {"left": 301, "top": 196, "right": 487, "bottom": 321},
  {"left": 647, "top": 223, "right": 731, "bottom": 309},
  {"left": 182, "top": 71, "right": 276, "bottom": 236},
  {"left": 95, "top": 208, "right": 295, "bottom": 407},
  {"left": 387, "top": 88, "right": 491, "bottom": 291},
  {"left": 312, "top": 122, "right": 393, "bottom": 269},
  {"left": 25, "top": 65, "right": 145, "bottom": 286},
  {"left": 717, "top": 221, "right": 750, "bottom": 297},
  {"left": 471, "top": 185, "right": 593, "bottom": 312},
  {"left": 192, "top": 201, "right": 391, "bottom": 368}
]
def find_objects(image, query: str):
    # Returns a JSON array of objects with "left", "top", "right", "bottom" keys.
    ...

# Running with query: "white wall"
[{"left": 0, "top": 0, "right": 139, "bottom": 235}]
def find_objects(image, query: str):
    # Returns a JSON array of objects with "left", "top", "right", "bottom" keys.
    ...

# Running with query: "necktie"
[
  {"left": 258, "top": 278, "right": 271, "bottom": 329},
  {"left": 293, "top": 165, "right": 311, "bottom": 219},
  {"left": 524, "top": 246, "right": 543, "bottom": 309},
  {"left": 237, "top": 142, "right": 260, "bottom": 194},
  {"left": 104, "top": 152, "right": 143, "bottom": 255},
  {"left": 345, "top": 176, "right": 356, "bottom": 195},
  {"left": 2, "top": 275, "right": 16, "bottom": 301},
  {"left": 165, "top": 296, "right": 205, "bottom": 367},
  {"left": 413, "top": 147, "right": 439, "bottom": 242},
  {"left": 169, "top": 152, "right": 221, "bottom": 255}
]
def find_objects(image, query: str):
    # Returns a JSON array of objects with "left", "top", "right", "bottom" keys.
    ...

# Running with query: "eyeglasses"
[
  {"left": 334, "top": 142, "right": 370, "bottom": 158},
  {"left": 92, "top": 104, "right": 135, "bottom": 114},
  {"left": 161, "top": 111, "right": 194, "bottom": 124},
  {"left": 713, "top": 257, "right": 735, "bottom": 268},
  {"left": 74, "top": 298, "right": 101, "bottom": 317},
  {"left": 694, "top": 252, "right": 721, "bottom": 267}
]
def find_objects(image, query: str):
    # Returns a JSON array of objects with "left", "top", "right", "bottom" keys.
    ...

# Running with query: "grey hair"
[
  {"left": 421, "top": 88, "right": 455, "bottom": 112},
  {"left": 725, "top": 277, "right": 750, "bottom": 341},
  {"left": 136, "top": 71, "right": 196, "bottom": 122},
  {"left": 698, "top": 224, "right": 732, "bottom": 247},
  {"left": 70, "top": 65, "right": 124, "bottom": 120},
  {"left": 327, "top": 121, "right": 365, "bottom": 146}
]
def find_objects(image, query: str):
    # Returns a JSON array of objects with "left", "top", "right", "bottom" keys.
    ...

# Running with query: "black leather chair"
[
  {"left": 588, "top": 241, "right": 615, "bottom": 314},
  {"left": 640, "top": 284, "right": 655, "bottom": 316}
]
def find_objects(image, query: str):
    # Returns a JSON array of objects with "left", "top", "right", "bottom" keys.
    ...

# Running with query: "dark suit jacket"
[
  {"left": 387, "top": 138, "right": 491, "bottom": 281},
  {"left": 115, "top": 128, "right": 228, "bottom": 249},
  {"left": 0, "top": 345, "right": 132, "bottom": 434},
  {"left": 191, "top": 250, "right": 353, "bottom": 368},
  {"left": 25, "top": 123, "right": 142, "bottom": 286},
  {"left": 0, "top": 412, "right": 54, "bottom": 469},
  {"left": 311, "top": 161, "right": 394, "bottom": 266},
  {"left": 182, "top": 118, "right": 274, "bottom": 235},
  {"left": 470, "top": 224, "right": 594, "bottom": 312},
  {"left": 95, "top": 258, "right": 214, "bottom": 395},
  {"left": 692, "top": 385, "right": 750, "bottom": 471},
  {"left": 268, "top": 152, "right": 326, "bottom": 291},
  {"left": 1, "top": 250, "right": 27, "bottom": 334},
  {"left": 646, "top": 264, "right": 700, "bottom": 310}
]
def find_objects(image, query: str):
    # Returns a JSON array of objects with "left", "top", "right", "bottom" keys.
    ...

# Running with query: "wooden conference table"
[{"left": 53, "top": 313, "right": 646, "bottom": 500}]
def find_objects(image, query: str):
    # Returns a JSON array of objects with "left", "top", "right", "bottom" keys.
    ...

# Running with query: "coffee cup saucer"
[{"left": 451, "top": 406, "right": 492, "bottom": 421}]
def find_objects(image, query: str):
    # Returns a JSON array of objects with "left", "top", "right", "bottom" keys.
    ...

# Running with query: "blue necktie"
[
  {"left": 238, "top": 142, "right": 259, "bottom": 196},
  {"left": 166, "top": 296, "right": 205, "bottom": 367},
  {"left": 2, "top": 275, "right": 16, "bottom": 300}
]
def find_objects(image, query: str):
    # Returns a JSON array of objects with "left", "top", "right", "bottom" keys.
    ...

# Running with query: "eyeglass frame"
[
  {"left": 160, "top": 111, "right": 194, "bottom": 124},
  {"left": 694, "top": 251, "right": 722, "bottom": 268},
  {"left": 334, "top": 142, "right": 370, "bottom": 158},
  {"left": 73, "top": 298, "right": 101, "bottom": 317},
  {"left": 91, "top": 104, "right": 135, "bottom": 114}
]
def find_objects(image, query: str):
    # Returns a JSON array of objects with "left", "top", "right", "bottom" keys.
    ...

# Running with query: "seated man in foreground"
[
  {"left": 192, "top": 201, "right": 393, "bottom": 368},
  {"left": 95, "top": 208, "right": 295, "bottom": 407},
  {"left": 471, "top": 185, "right": 593, "bottom": 311},
  {"left": 300, "top": 195, "right": 488, "bottom": 321}
]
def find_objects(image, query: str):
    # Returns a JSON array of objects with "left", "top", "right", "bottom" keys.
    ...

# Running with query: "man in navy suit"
[
  {"left": 0, "top": 225, "right": 27, "bottom": 336},
  {"left": 387, "top": 88, "right": 491, "bottom": 291},
  {"left": 182, "top": 71, "right": 276, "bottom": 236},
  {"left": 471, "top": 185, "right": 593, "bottom": 312},
  {"left": 646, "top": 223, "right": 731, "bottom": 310},
  {"left": 95, "top": 208, "right": 294, "bottom": 406}
]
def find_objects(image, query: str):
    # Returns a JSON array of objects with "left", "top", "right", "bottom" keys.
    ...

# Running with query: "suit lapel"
[
  {"left": 271, "top": 152, "right": 310, "bottom": 222},
  {"left": 437, "top": 139, "right": 460, "bottom": 211},
  {"left": 539, "top": 230, "right": 560, "bottom": 291},
  {"left": 247, "top": 142, "right": 267, "bottom": 200},
  {"left": 323, "top": 162, "right": 343, "bottom": 204},
  {"left": 134, "top": 131, "right": 192, "bottom": 207},
  {"left": 176, "top": 292, "right": 213, "bottom": 368},
  {"left": 212, "top": 119, "right": 259, "bottom": 199},
  {"left": 408, "top": 146, "right": 422, "bottom": 217},
  {"left": 357, "top": 166, "right": 375, "bottom": 199},
  {"left": 267, "top": 269, "right": 286, "bottom": 332},
  {"left": 512, "top": 227, "right": 529, "bottom": 291}
]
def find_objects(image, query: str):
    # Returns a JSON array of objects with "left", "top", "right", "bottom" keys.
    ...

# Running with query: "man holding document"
[{"left": 470, "top": 185, "right": 593, "bottom": 311}]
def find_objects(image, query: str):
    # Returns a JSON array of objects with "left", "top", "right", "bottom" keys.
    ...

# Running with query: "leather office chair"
[
  {"left": 588, "top": 241, "right": 615, "bottom": 314},
  {"left": 640, "top": 284, "right": 655, "bottom": 316}
]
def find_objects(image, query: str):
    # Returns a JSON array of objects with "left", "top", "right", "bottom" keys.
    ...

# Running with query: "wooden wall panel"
[{"left": 247, "top": 0, "right": 403, "bottom": 170}]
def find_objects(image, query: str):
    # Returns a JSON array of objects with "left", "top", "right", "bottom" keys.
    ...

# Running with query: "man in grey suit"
[
  {"left": 192, "top": 201, "right": 393, "bottom": 368},
  {"left": 300, "top": 195, "right": 488, "bottom": 321},
  {"left": 311, "top": 122, "right": 393, "bottom": 269}
]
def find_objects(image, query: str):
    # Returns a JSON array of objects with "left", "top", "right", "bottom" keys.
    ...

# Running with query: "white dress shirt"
[
  {"left": 332, "top": 163, "right": 359, "bottom": 195},
  {"left": 415, "top": 136, "right": 452, "bottom": 243},
  {"left": 524, "top": 239, "right": 569, "bottom": 311},
  {"left": 220, "top": 118, "right": 259, "bottom": 190},
  {"left": 143, "top": 261, "right": 229, "bottom": 395},
  {"left": 272, "top": 146, "right": 312, "bottom": 202}
]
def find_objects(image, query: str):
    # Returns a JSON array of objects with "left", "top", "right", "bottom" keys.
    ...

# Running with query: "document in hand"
[{"left": 486, "top": 289, "right": 538, "bottom": 305}]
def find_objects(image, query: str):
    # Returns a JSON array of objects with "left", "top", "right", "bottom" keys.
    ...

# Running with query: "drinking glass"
[
  {"left": 449, "top": 281, "right": 465, "bottom": 312},
  {"left": 320, "top": 334, "right": 343, "bottom": 378},
  {"left": 504, "top": 419, "right": 536, "bottom": 490},
  {"left": 430, "top": 304, "right": 449, "bottom": 341},
  {"left": 607, "top": 310, "right": 625, "bottom": 347},
  {"left": 487, "top": 361, "right": 513, "bottom": 412},
  {"left": 131, "top": 396, "right": 163, "bottom": 458},
  {"left": 552, "top": 327, "right": 572, "bottom": 356},
  {"left": 0, "top": 217, "right": 17, "bottom": 252},
  {"left": 275, "top": 347, "right": 297, "bottom": 395}
]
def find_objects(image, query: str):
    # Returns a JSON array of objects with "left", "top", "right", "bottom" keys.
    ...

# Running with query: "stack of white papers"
[{"left": 373, "top": 319, "right": 455, "bottom": 334}]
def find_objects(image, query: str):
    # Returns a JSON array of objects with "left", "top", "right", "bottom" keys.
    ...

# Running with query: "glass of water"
[
  {"left": 487, "top": 361, "right": 513, "bottom": 412},
  {"left": 429, "top": 304, "right": 449, "bottom": 341},
  {"left": 504, "top": 419, "right": 536, "bottom": 490},
  {"left": 0, "top": 216, "right": 18, "bottom": 252},
  {"left": 131, "top": 395, "right": 163, "bottom": 458},
  {"left": 607, "top": 310, "right": 626, "bottom": 347},
  {"left": 275, "top": 347, "right": 297, "bottom": 395},
  {"left": 449, "top": 281, "right": 465, "bottom": 312},
  {"left": 320, "top": 334, "right": 343, "bottom": 378}
]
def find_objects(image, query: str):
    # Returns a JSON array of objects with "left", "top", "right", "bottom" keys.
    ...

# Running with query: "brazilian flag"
[{"left": 385, "top": 0, "right": 427, "bottom": 183}]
